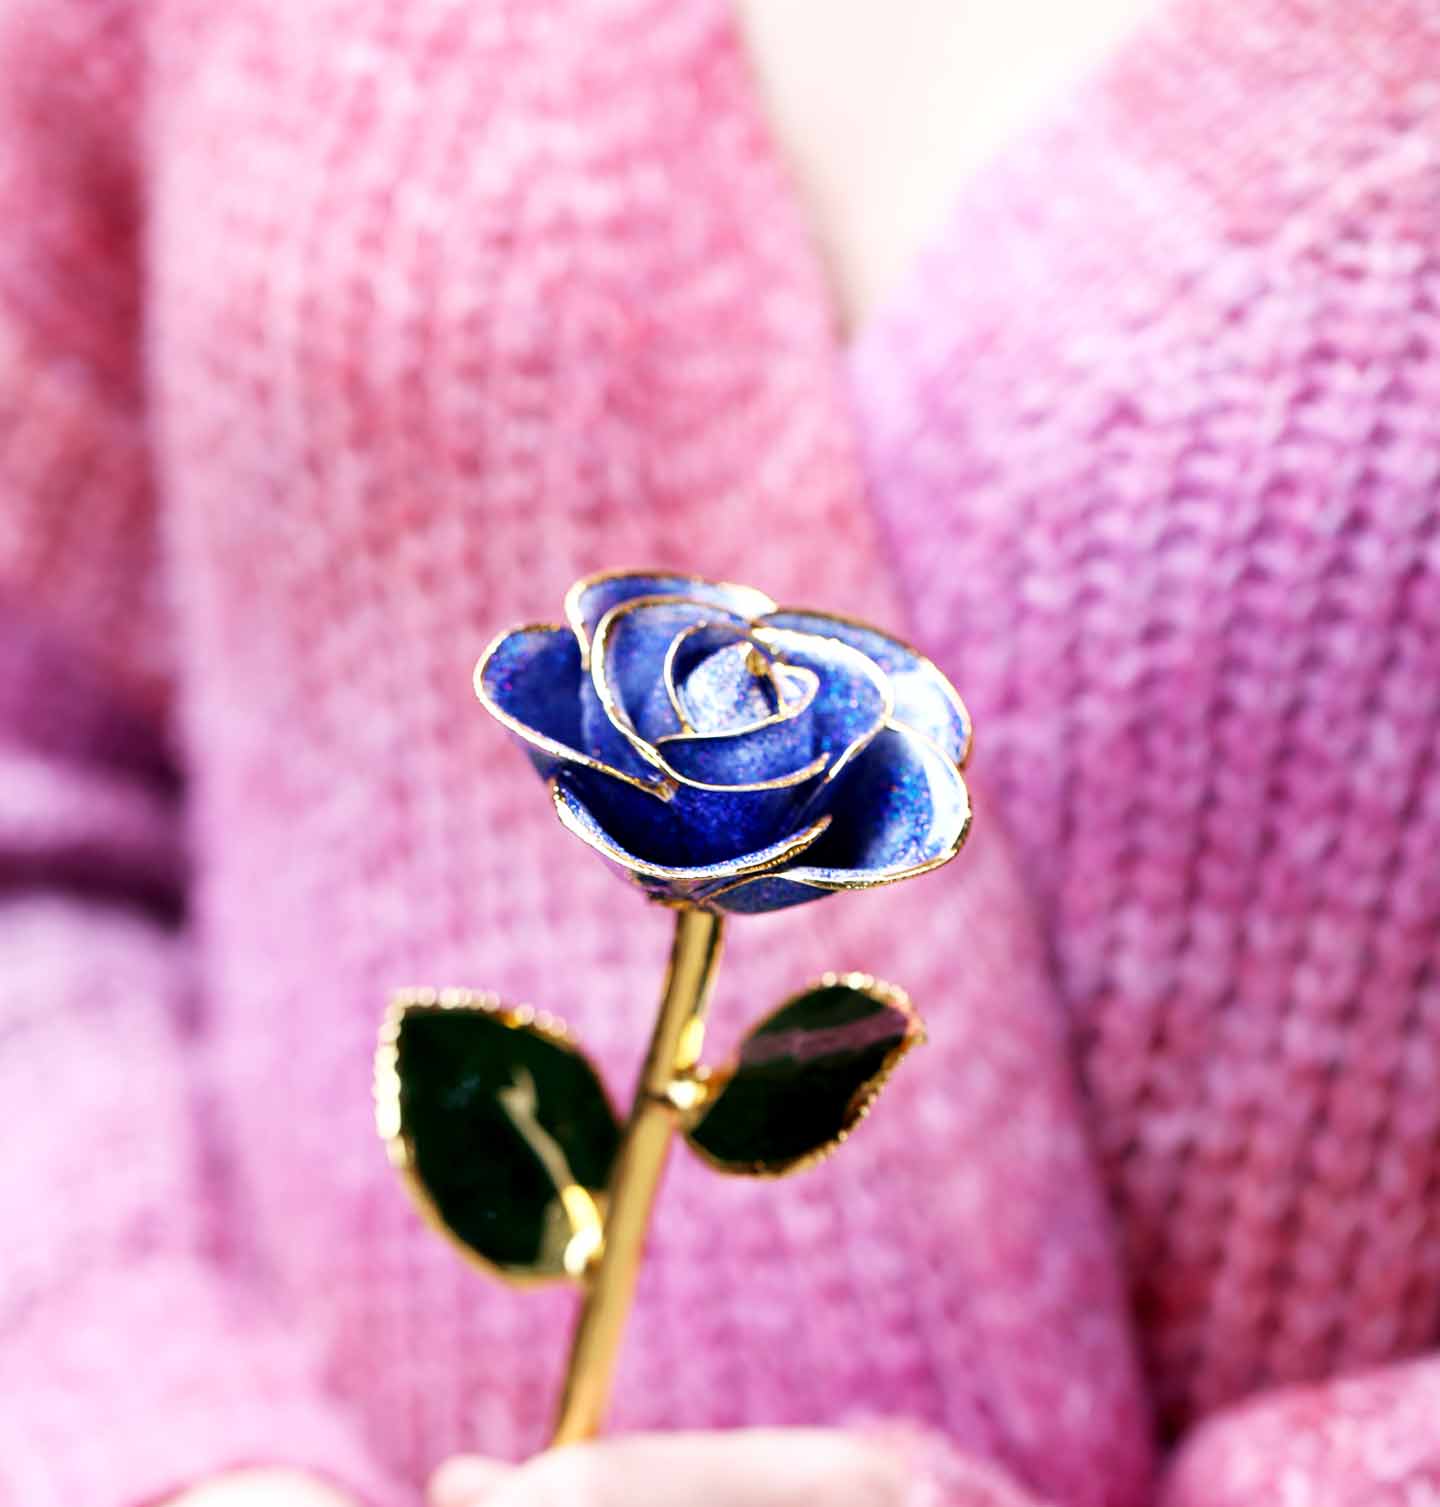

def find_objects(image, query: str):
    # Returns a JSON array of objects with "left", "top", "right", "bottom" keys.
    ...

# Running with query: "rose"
[{"left": 476, "top": 570, "right": 971, "bottom": 913}]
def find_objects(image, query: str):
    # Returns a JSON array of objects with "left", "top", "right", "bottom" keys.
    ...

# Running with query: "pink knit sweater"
[{"left": 5, "top": 0, "right": 1440, "bottom": 1502}]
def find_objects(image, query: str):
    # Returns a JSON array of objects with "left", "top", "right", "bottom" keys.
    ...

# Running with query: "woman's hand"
[
  {"left": 166, "top": 1467, "right": 360, "bottom": 1506},
  {"left": 427, "top": 1430, "right": 915, "bottom": 1507}
]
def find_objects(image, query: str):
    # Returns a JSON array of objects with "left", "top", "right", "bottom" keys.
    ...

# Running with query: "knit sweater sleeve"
[
  {"left": 1159, "top": 1354, "right": 1440, "bottom": 1506},
  {"left": 0, "top": 4, "right": 395, "bottom": 1503}
]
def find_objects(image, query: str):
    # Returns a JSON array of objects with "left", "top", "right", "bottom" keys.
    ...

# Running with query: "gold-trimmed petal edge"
[
  {"left": 590, "top": 597, "right": 749, "bottom": 773},
  {"left": 473, "top": 622, "right": 677, "bottom": 801},
  {"left": 761, "top": 604, "right": 973, "bottom": 771},
  {"left": 654, "top": 660, "right": 821, "bottom": 748},
  {"left": 660, "top": 624, "right": 702, "bottom": 733},
  {"left": 550, "top": 778, "right": 833, "bottom": 886},
  {"left": 565, "top": 567, "right": 777, "bottom": 667},
  {"left": 591, "top": 598, "right": 828, "bottom": 793},
  {"left": 750, "top": 624, "right": 896, "bottom": 786},
  {"left": 699, "top": 726, "right": 972, "bottom": 903}
]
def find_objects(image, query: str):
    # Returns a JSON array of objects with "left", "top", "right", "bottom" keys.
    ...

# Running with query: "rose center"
[{"left": 677, "top": 639, "right": 810, "bottom": 737}]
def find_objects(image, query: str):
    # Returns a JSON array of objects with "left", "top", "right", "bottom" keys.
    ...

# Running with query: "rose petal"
[
  {"left": 657, "top": 720, "right": 823, "bottom": 791},
  {"left": 557, "top": 756, "right": 824, "bottom": 868},
  {"left": 703, "top": 724, "right": 971, "bottom": 913},
  {"left": 591, "top": 598, "right": 753, "bottom": 755},
  {"left": 551, "top": 775, "right": 831, "bottom": 903},
  {"left": 670, "top": 776, "right": 833, "bottom": 862},
  {"left": 750, "top": 626, "right": 894, "bottom": 780},
  {"left": 651, "top": 628, "right": 893, "bottom": 798},
  {"left": 669, "top": 630, "right": 782, "bottom": 734},
  {"left": 565, "top": 570, "right": 775, "bottom": 665},
  {"left": 758, "top": 610, "right": 971, "bottom": 766},
  {"left": 653, "top": 625, "right": 824, "bottom": 790},
  {"left": 474, "top": 625, "right": 669, "bottom": 795},
  {"left": 577, "top": 675, "right": 668, "bottom": 788}
]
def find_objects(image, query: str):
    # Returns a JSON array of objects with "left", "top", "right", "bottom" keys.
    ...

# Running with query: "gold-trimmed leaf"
[
  {"left": 681, "top": 973, "right": 924, "bottom": 1177},
  {"left": 375, "top": 988, "right": 619, "bottom": 1285}
]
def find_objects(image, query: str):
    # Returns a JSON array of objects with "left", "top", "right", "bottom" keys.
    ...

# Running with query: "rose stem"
[{"left": 549, "top": 903, "right": 725, "bottom": 1445}]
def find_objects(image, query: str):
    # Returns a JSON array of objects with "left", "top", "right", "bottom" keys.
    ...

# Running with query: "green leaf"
[
  {"left": 682, "top": 973, "right": 924, "bottom": 1177},
  {"left": 375, "top": 989, "right": 620, "bottom": 1284}
]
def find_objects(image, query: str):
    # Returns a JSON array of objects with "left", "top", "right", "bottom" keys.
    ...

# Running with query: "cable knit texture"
[{"left": 4, "top": 0, "right": 1439, "bottom": 1504}]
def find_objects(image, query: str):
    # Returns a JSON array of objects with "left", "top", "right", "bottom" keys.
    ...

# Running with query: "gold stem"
[{"left": 549, "top": 905, "right": 725, "bottom": 1445}]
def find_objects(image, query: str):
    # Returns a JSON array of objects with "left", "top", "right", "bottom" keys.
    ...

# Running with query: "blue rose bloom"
[{"left": 475, "top": 570, "right": 972, "bottom": 914}]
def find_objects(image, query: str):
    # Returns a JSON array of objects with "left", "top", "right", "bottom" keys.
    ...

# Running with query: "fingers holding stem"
[{"left": 432, "top": 1431, "right": 914, "bottom": 1507}]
